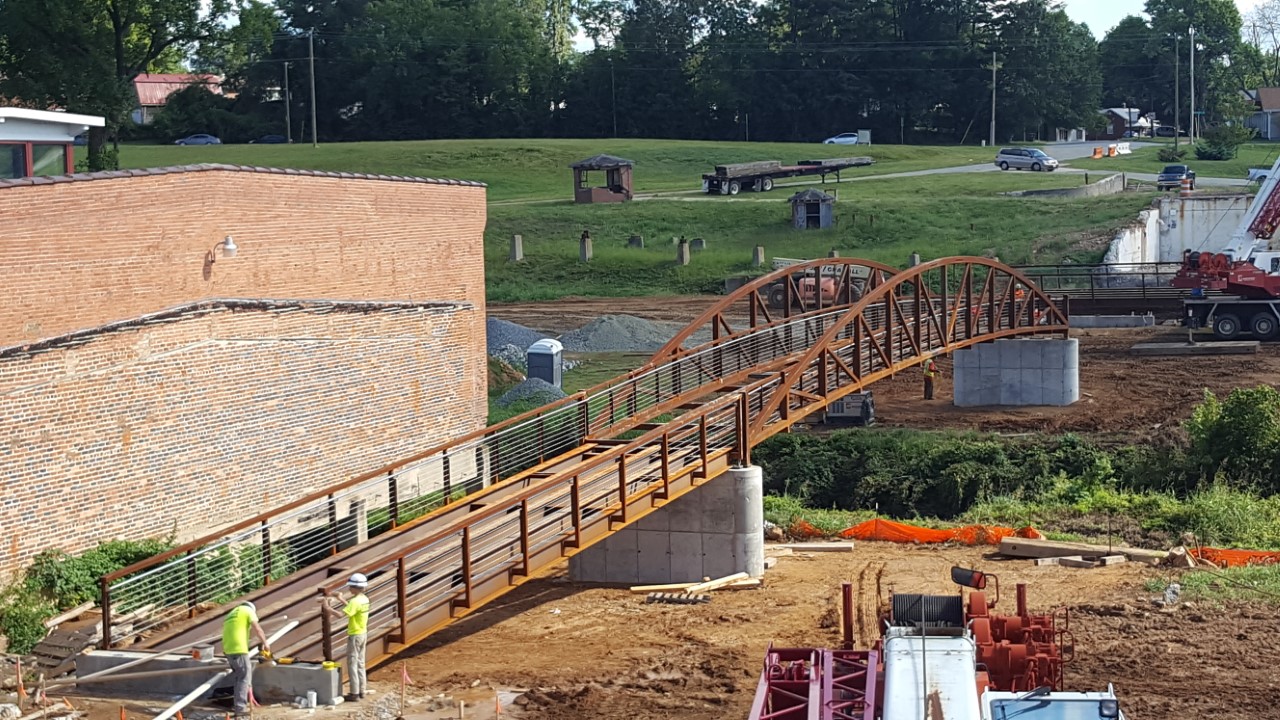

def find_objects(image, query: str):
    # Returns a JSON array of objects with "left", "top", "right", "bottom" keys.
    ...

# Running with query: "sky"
[{"left": 1064, "top": 0, "right": 1265, "bottom": 37}]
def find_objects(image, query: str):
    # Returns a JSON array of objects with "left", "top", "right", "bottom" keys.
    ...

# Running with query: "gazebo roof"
[
  {"left": 789, "top": 188, "right": 835, "bottom": 203},
  {"left": 570, "top": 154, "right": 635, "bottom": 170}
]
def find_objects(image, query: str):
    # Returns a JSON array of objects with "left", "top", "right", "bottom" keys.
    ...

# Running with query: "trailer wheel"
[
  {"left": 1214, "top": 313, "right": 1242, "bottom": 340},
  {"left": 1253, "top": 313, "right": 1279, "bottom": 340},
  {"left": 761, "top": 177, "right": 774, "bottom": 192},
  {"left": 767, "top": 286, "right": 786, "bottom": 310},
  {"left": 728, "top": 180, "right": 741, "bottom": 195}
]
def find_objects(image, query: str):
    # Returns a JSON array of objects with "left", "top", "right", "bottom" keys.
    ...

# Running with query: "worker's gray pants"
[
  {"left": 228, "top": 653, "right": 252, "bottom": 714},
  {"left": 347, "top": 634, "right": 367, "bottom": 696},
  {"left": 924, "top": 376, "right": 935, "bottom": 400}
]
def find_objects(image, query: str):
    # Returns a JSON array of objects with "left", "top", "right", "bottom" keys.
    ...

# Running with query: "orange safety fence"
[
  {"left": 828, "top": 518, "right": 1043, "bottom": 545},
  {"left": 1190, "top": 547, "right": 1280, "bottom": 568}
]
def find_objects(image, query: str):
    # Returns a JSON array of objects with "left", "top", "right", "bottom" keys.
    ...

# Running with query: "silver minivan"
[{"left": 994, "top": 147, "right": 1059, "bottom": 172}]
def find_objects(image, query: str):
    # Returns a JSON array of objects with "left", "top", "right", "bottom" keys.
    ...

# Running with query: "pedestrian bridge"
[{"left": 99, "top": 257, "right": 1066, "bottom": 668}]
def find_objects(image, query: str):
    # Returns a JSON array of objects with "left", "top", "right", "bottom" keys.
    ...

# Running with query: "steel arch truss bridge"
[{"left": 106, "top": 257, "right": 1066, "bottom": 672}]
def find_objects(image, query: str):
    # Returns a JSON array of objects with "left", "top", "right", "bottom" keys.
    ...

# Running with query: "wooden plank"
[
  {"left": 714, "top": 161, "right": 782, "bottom": 177},
  {"left": 720, "top": 578, "right": 763, "bottom": 591},
  {"left": 630, "top": 582, "right": 697, "bottom": 594},
  {"left": 686, "top": 572, "right": 750, "bottom": 594},
  {"left": 763, "top": 556, "right": 779, "bottom": 570},
  {"left": 998, "top": 538, "right": 1166, "bottom": 564},
  {"left": 1097, "top": 555, "right": 1128, "bottom": 566},
  {"left": 778, "top": 543, "right": 856, "bottom": 553},
  {"left": 764, "top": 547, "right": 793, "bottom": 557},
  {"left": 1058, "top": 558, "right": 1100, "bottom": 569},
  {"left": 796, "top": 156, "right": 875, "bottom": 167},
  {"left": 44, "top": 601, "right": 96, "bottom": 629}
]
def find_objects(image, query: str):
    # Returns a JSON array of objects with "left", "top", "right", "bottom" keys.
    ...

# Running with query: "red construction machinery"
[
  {"left": 746, "top": 567, "right": 1123, "bottom": 720},
  {"left": 1173, "top": 154, "right": 1280, "bottom": 339}
]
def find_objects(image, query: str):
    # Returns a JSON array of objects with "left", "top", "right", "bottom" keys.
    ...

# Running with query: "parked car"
[
  {"left": 175, "top": 134, "right": 221, "bottom": 146},
  {"left": 822, "top": 132, "right": 859, "bottom": 145},
  {"left": 73, "top": 134, "right": 88, "bottom": 146},
  {"left": 1157, "top": 164, "right": 1196, "bottom": 190},
  {"left": 1154, "top": 126, "right": 1188, "bottom": 138},
  {"left": 993, "top": 147, "right": 1059, "bottom": 172},
  {"left": 1248, "top": 167, "right": 1271, "bottom": 184},
  {"left": 250, "top": 134, "right": 287, "bottom": 144}
]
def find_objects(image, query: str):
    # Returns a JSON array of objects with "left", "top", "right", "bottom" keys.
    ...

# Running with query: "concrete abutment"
[
  {"left": 569, "top": 465, "right": 765, "bottom": 585},
  {"left": 952, "top": 338, "right": 1079, "bottom": 407}
]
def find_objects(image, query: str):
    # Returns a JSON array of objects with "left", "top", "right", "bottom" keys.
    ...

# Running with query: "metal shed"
[
  {"left": 570, "top": 154, "right": 634, "bottom": 204},
  {"left": 789, "top": 188, "right": 836, "bottom": 229}
]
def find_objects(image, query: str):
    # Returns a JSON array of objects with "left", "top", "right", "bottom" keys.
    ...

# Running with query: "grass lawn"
[
  {"left": 486, "top": 172, "right": 1155, "bottom": 301},
  {"left": 1081, "top": 140, "right": 1280, "bottom": 179},
  {"left": 114, "top": 139, "right": 995, "bottom": 202}
]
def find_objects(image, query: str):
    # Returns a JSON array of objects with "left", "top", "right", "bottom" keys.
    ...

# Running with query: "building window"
[
  {"left": 31, "top": 144, "right": 67, "bottom": 177},
  {"left": 1, "top": 144, "right": 27, "bottom": 179}
]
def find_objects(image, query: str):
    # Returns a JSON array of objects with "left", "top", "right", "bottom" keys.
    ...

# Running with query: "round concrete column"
[{"left": 729, "top": 465, "right": 765, "bottom": 578}]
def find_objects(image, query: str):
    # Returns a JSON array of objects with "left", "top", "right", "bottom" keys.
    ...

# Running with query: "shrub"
[
  {"left": 1157, "top": 147, "right": 1187, "bottom": 163},
  {"left": 1194, "top": 123, "right": 1256, "bottom": 161},
  {"left": 25, "top": 538, "right": 175, "bottom": 610},
  {"left": 0, "top": 586, "right": 56, "bottom": 654}
]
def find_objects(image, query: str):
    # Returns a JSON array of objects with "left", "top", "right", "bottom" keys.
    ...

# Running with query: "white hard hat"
[
  {"left": 348, "top": 573, "right": 368, "bottom": 588},
  {"left": 241, "top": 601, "right": 256, "bottom": 614}
]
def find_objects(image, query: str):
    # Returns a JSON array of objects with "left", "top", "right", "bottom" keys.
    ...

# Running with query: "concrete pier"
[
  {"left": 569, "top": 465, "right": 765, "bottom": 584},
  {"left": 952, "top": 338, "right": 1079, "bottom": 407},
  {"left": 76, "top": 649, "right": 342, "bottom": 704}
]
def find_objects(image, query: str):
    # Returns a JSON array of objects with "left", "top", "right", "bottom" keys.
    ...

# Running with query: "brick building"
[{"left": 0, "top": 165, "right": 488, "bottom": 578}]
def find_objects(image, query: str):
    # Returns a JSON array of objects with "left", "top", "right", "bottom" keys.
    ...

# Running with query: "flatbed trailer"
[{"left": 701, "top": 156, "right": 874, "bottom": 195}]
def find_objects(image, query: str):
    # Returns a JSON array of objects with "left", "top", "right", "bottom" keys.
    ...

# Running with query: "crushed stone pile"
[
  {"left": 497, "top": 377, "right": 569, "bottom": 407},
  {"left": 491, "top": 343, "right": 528, "bottom": 370},
  {"left": 559, "top": 314, "right": 679, "bottom": 352},
  {"left": 487, "top": 317, "right": 549, "bottom": 355}
]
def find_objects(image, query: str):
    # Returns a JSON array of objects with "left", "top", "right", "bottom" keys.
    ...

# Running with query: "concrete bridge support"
[
  {"left": 952, "top": 338, "right": 1079, "bottom": 407},
  {"left": 569, "top": 465, "right": 765, "bottom": 585}
]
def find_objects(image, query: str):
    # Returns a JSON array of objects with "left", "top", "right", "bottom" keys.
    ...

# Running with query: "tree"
[
  {"left": 0, "top": 0, "right": 234, "bottom": 169},
  {"left": 1099, "top": 16, "right": 1160, "bottom": 110}
]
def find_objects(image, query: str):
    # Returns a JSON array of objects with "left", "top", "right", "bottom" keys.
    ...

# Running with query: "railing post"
[
  {"left": 388, "top": 469, "right": 400, "bottom": 529},
  {"left": 739, "top": 392, "right": 751, "bottom": 466},
  {"left": 517, "top": 499, "right": 531, "bottom": 576},
  {"left": 578, "top": 398, "right": 590, "bottom": 442},
  {"left": 698, "top": 414, "right": 710, "bottom": 480},
  {"left": 186, "top": 549, "right": 198, "bottom": 618},
  {"left": 396, "top": 557, "right": 408, "bottom": 643},
  {"left": 100, "top": 577, "right": 112, "bottom": 650},
  {"left": 616, "top": 455, "right": 629, "bottom": 525},
  {"left": 459, "top": 527, "right": 473, "bottom": 610},
  {"left": 261, "top": 522, "right": 272, "bottom": 586},
  {"left": 319, "top": 589, "right": 334, "bottom": 661},
  {"left": 660, "top": 433, "right": 671, "bottom": 499},
  {"left": 570, "top": 477, "right": 582, "bottom": 549},
  {"left": 328, "top": 494, "right": 339, "bottom": 555},
  {"left": 537, "top": 415, "right": 547, "bottom": 461}
]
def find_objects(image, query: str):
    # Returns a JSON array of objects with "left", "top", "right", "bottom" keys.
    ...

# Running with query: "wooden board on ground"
[
  {"left": 43, "top": 601, "right": 96, "bottom": 629},
  {"left": 714, "top": 161, "right": 782, "bottom": 177},
  {"left": 778, "top": 543, "right": 856, "bottom": 553},
  {"left": 999, "top": 537, "right": 1166, "bottom": 565},
  {"left": 764, "top": 547, "right": 794, "bottom": 557},
  {"left": 686, "top": 572, "right": 751, "bottom": 594},
  {"left": 763, "top": 556, "right": 779, "bottom": 570},
  {"left": 629, "top": 577, "right": 759, "bottom": 594}
]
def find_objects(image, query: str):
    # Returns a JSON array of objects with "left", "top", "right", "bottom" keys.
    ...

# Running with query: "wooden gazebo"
[{"left": 570, "top": 154, "right": 634, "bottom": 204}]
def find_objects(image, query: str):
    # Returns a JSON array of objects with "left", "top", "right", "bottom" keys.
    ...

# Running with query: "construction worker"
[
  {"left": 922, "top": 357, "right": 938, "bottom": 400},
  {"left": 322, "top": 573, "right": 370, "bottom": 702},
  {"left": 222, "top": 601, "right": 270, "bottom": 718}
]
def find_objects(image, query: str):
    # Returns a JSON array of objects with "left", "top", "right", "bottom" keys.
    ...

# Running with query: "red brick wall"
[
  {"left": 0, "top": 303, "right": 487, "bottom": 578},
  {"left": 0, "top": 167, "right": 487, "bottom": 347}
]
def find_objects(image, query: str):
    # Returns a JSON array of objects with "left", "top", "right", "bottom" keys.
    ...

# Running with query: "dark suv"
[{"left": 1157, "top": 164, "right": 1195, "bottom": 190}]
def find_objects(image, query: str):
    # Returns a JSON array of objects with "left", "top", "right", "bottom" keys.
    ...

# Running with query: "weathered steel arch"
[
  {"left": 651, "top": 257, "right": 900, "bottom": 361},
  {"left": 734, "top": 256, "right": 1069, "bottom": 438}
]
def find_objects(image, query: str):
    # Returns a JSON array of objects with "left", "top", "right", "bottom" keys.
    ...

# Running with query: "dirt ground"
[{"left": 492, "top": 296, "right": 1280, "bottom": 441}]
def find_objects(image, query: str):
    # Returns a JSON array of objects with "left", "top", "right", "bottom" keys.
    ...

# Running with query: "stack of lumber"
[
  {"left": 713, "top": 161, "right": 782, "bottom": 177},
  {"left": 999, "top": 537, "right": 1167, "bottom": 569},
  {"left": 796, "top": 156, "right": 875, "bottom": 167},
  {"left": 629, "top": 572, "right": 761, "bottom": 602}
]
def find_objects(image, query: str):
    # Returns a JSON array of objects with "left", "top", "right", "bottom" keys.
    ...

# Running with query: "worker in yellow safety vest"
[
  {"left": 222, "top": 601, "right": 270, "bottom": 718},
  {"left": 923, "top": 358, "right": 938, "bottom": 400},
  {"left": 321, "top": 573, "right": 371, "bottom": 702}
]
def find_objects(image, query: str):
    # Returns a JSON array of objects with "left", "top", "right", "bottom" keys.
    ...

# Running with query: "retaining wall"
[
  {"left": 1002, "top": 173, "right": 1124, "bottom": 199},
  {"left": 1102, "top": 194, "right": 1252, "bottom": 266}
]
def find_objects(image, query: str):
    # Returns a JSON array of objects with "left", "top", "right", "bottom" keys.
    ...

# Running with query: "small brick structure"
[{"left": 0, "top": 165, "right": 489, "bottom": 579}]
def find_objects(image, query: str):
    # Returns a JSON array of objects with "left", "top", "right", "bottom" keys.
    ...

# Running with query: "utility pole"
[
  {"left": 1189, "top": 25, "right": 1196, "bottom": 144},
  {"left": 610, "top": 59, "right": 618, "bottom": 138},
  {"left": 1174, "top": 36, "right": 1180, "bottom": 149},
  {"left": 283, "top": 62, "right": 292, "bottom": 144},
  {"left": 308, "top": 28, "right": 319, "bottom": 148},
  {"left": 988, "top": 51, "right": 998, "bottom": 148}
]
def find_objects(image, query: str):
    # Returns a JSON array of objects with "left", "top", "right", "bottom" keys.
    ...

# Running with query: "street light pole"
[
  {"left": 1189, "top": 25, "right": 1196, "bottom": 144},
  {"left": 989, "top": 50, "right": 997, "bottom": 148},
  {"left": 308, "top": 28, "right": 319, "bottom": 148}
]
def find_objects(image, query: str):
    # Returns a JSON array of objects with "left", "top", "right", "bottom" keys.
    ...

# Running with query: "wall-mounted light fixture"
[{"left": 207, "top": 235, "right": 239, "bottom": 265}]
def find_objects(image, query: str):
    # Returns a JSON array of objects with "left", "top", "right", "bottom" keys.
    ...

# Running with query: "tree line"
[{"left": 0, "top": 0, "right": 1275, "bottom": 165}]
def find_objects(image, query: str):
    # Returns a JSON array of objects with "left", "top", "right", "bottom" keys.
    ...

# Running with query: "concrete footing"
[
  {"left": 569, "top": 465, "right": 765, "bottom": 585},
  {"left": 76, "top": 650, "right": 341, "bottom": 704},
  {"left": 952, "top": 338, "right": 1079, "bottom": 407},
  {"left": 1130, "top": 341, "right": 1260, "bottom": 356}
]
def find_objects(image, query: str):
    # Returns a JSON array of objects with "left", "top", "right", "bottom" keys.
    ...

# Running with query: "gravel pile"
[
  {"left": 486, "top": 317, "right": 548, "bottom": 355},
  {"left": 559, "top": 314, "right": 679, "bottom": 352},
  {"left": 497, "top": 377, "right": 568, "bottom": 407},
  {"left": 491, "top": 343, "right": 528, "bottom": 370}
]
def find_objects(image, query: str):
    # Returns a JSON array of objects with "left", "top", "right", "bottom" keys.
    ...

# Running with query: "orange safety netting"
[
  {"left": 1190, "top": 547, "right": 1280, "bottom": 568},
  {"left": 836, "top": 518, "right": 1044, "bottom": 545}
]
